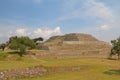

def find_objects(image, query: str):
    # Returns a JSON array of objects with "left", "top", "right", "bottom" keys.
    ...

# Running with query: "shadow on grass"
[
  {"left": 107, "top": 58, "right": 118, "bottom": 60},
  {"left": 103, "top": 69, "right": 120, "bottom": 75},
  {"left": 8, "top": 51, "right": 23, "bottom": 57}
]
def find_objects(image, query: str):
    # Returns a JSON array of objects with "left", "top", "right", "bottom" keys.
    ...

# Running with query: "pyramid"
[{"left": 44, "top": 33, "right": 111, "bottom": 58}]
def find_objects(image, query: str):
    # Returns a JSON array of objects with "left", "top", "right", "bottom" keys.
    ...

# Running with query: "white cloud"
[
  {"left": 99, "top": 25, "right": 111, "bottom": 31},
  {"left": 7, "top": 26, "right": 62, "bottom": 40},
  {"left": 33, "top": 26, "right": 62, "bottom": 39},
  {"left": 15, "top": 28, "right": 27, "bottom": 36},
  {"left": 54, "top": 27, "right": 61, "bottom": 33},
  {"left": 58, "top": 0, "right": 114, "bottom": 23},
  {"left": 84, "top": 0, "right": 114, "bottom": 21},
  {"left": 100, "top": 25, "right": 109, "bottom": 30}
]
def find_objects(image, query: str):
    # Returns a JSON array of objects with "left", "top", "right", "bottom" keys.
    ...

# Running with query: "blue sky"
[{"left": 0, "top": 0, "right": 120, "bottom": 43}]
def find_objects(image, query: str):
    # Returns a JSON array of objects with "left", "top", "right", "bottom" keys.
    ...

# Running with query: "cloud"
[
  {"left": 33, "top": 26, "right": 62, "bottom": 39},
  {"left": 84, "top": 0, "right": 114, "bottom": 21},
  {"left": 57, "top": 0, "right": 114, "bottom": 23},
  {"left": 99, "top": 24, "right": 113, "bottom": 31},
  {"left": 100, "top": 25, "right": 110, "bottom": 30},
  {"left": 8, "top": 26, "right": 62, "bottom": 40},
  {"left": 15, "top": 28, "right": 27, "bottom": 36}
]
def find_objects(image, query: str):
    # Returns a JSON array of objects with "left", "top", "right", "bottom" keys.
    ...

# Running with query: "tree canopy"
[
  {"left": 0, "top": 43, "right": 6, "bottom": 51},
  {"left": 9, "top": 36, "right": 36, "bottom": 56},
  {"left": 110, "top": 37, "right": 120, "bottom": 59},
  {"left": 33, "top": 37, "right": 44, "bottom": 44}
]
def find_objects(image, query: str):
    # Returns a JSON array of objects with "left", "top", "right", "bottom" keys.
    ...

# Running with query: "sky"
[{"left": 0, "top": 0, "right": 120, "bottom": 43}]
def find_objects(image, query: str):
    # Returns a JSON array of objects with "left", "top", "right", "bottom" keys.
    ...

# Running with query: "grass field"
[
  {"left": 0, "top": 58, "right": 120, "bottom": 80},
  {"left": 0, "top": 50, "right": 120, "bottom": 80}
]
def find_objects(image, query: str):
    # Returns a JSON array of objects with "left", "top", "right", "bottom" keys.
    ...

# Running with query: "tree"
[
  {"left": 110, "top": 37, "right": 120, "bottom": 59},
  {"left": 33, "top": 37, "right": 44, "bottom": 44},
  {"left": 9, "top": 36, "right": 36, "bottom": 56},
  {"left": 8, "top": 36, "right": 17, "bottom": 43},
  {"left": 0, "top": 43, "right": 6, "bottom": 51}
]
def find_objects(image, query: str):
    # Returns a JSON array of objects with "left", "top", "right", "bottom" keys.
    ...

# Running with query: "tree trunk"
[
  {"left": 2, "top": 47, "right": 5, "bottom": 51},
  {"left": 118, "top": 54, "right": 120, "bottom": 60}
]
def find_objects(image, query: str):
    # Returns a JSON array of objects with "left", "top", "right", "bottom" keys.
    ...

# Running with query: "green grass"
[
  {"left": 0, "top": 58, "right": 120, "bottom": 80},
  {"left": 15, "top": 69, "right": 120, "bottom": 80},
  {"left": 28, "top": 49, "right": 47, "bottom": 53},
  {"left": 1, "top": 50, "right": 120, "bottom": 80}
]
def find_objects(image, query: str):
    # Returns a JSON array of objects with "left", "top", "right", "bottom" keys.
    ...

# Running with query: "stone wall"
[
  {"left": 0, "top": 66, "right": 88, "bottom": 80},
  {"left": 63, "top": 41, "right": 105, "bottom": 45},
  {"left": 0, "top": 66, "right": 47, "bottom": 80}
]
